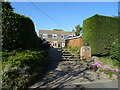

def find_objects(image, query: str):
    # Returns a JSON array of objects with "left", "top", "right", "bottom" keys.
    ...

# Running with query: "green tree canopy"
[
  {"left": 75, "top": 25, "right": 82, "bottom": 36},
  {"left": 53, "top": 29, "right": 63, "bottom": 31},
  {"left": 2, "top": 2, "right": 14, "bottom": 18}
]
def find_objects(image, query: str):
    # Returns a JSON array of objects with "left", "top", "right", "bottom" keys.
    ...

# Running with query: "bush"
[
  {"left": 110, "top": 39, "right": 120, "bottom": 63},
  {"left": 2, "top": 50, "right": 48, "bottom": 89},
  {"left": 82, "top": 14, "right": 120, "bottom": 55}
]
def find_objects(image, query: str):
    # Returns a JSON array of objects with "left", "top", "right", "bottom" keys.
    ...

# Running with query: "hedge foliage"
[
  {"left": 82, "top": 14, "right": 119, "bottom": 55},
  {"left": 110, "top": 39, "right": 120, "bottom": 63},
  {"left": 1, "top": 2, "right": 50, "bottom": 89},
  {"left": 2, "top": 2, "right": 41, "bottom": 50},
  {"left": 2, "top": 50, "right": 47, "bottom": 89}
]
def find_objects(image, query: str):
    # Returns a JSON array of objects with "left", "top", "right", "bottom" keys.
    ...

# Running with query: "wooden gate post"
[{"left": 80, "top": 45, "right": 91, "bottom": 60}]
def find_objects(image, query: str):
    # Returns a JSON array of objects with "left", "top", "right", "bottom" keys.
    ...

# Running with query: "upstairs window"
[
  {"left": 43, "top": 34, "right": 47, "bottom": 38},
  {"left": 52, "top": 34, "right": 57, "bottom": 38},
  {"left": 40, "top": 34, "right": 43, "bottom": 37},
  {"left": 48, "top": 34, "right": 52, "bottom": 38},
  {"left": 64, "top": 35, "right": 68, "bottom": 38},
  {"left": 61, "top": 34, "right": 64, "bottom": 38},
  {"left": 57, "top": 34, "right": 61, "bottom": 38}
]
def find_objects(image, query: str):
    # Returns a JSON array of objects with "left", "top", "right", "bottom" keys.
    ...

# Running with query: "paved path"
[
  {"left": 29, "top": 48, "right": 119, "bottom": 89},
  {"left": 65, "top": 80, "right": 119, "bottom": 89}
]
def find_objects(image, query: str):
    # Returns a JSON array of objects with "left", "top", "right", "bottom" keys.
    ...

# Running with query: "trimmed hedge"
[
  {"left": 2, "top": 2, "right": 41, "bottom": 50},
  {"left": 2, "top": 12, "right": 41, "bottom": 50},
  {"left": 2, "top": 50, "right": 47, "bottom": 89},
  {"left": 82, "top": 14, "right": 119, "bottom": 55}
]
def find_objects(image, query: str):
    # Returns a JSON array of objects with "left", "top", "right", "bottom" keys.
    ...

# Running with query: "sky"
[{"left": 10, "top": 2, "right": 118, "bottom": 35}]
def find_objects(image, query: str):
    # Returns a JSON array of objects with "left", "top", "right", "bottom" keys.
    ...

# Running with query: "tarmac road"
[{"left": 64, "top": 80, "right": 119, "bottom": 89}]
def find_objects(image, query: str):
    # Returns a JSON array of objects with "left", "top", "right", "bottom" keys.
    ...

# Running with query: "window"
[
  {"left": 43, "top": 34, "right": 47, "bottom": 38},
  {"left": 52, "top": 34, "right": 57, "bottom": 38},
  {"left": 48, "top": 34, "right": 52, "bottom": 38},
  {"left": 61, "top": 34, "right": 64, "bottom": 38},
  {"left": 64, "top": 35, "right": 68, "bottom": 38},
  {"left": 53, "top": 41, "right": 58, "bottom": 47},
  {"left": 57, "top": 34, "right": 61, "bottom": 38}
]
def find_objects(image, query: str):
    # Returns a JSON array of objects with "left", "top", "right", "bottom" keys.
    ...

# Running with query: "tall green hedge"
[
  {"left": 2, "top": 2, "right": 41, "bottom": 50},
  {"left": 1, "top": 2, "right": 49, "bottom": 89},
  {"left": 82, "top": 14, "right": 119, "bottom": 55},
  {"left": 2, "top": 13, "right": 40, "bottom": 50}
]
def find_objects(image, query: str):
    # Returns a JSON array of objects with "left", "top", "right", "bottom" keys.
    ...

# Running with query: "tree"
[
  {"left": 2, "top": 2, "right": 14, "bottom": 18},
  {"left": 75, "top": 25, "right": 82, "bottom": 36},
  {"left": 53, "top": 29, "right": 63, "bottom": 31}
]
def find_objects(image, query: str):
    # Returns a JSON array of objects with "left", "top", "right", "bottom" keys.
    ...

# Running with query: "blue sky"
[{"left": 11, "top": 2, "right": 118, "bottom": 34}]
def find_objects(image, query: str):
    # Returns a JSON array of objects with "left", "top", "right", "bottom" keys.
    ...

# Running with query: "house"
[
  {"left": 65, "top": 36, "right": 83, "bottom": 48},
  {"left": 39, "top": 30, "right": 75, "bottom": 48}
]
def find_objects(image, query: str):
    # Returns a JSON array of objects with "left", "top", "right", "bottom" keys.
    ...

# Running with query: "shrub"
[
  {"left": 2, "top": 50, "right": 47, "bottom": 89},
  {"left": 82, "top": 14, "right": 119, "bottom": 55},
  {"left": 110, "top": 39, "right": 120, "bottom": 63}
]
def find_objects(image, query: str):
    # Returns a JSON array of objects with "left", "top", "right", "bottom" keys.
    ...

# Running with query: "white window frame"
[
  {"left": 64, "top": 34, "right": 69, "bottom": 39},
  {"left": 48, "top": 34, "right": 52, "bottom": 38},
  {"left": 52, "top": 34, "right": 57, "bottom": 38},
  {"left": 42, "top": 34, "right": 48, "bottom": 38}
]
